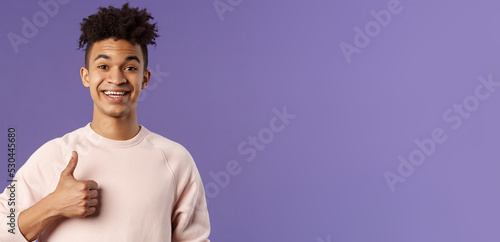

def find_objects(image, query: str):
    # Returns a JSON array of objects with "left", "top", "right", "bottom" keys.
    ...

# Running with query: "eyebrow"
[
  {"left": 93, "top": 54, "right": 141, "bottom": 63},
  {"left": 125, "top": 56, "right": 140, "bottom": 63},
  {"left": 94, "top": 54, "right": 110, "bottom": 62}
]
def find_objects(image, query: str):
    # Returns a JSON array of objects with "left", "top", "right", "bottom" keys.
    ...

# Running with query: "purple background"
[{"left": 1, "top": 0, "right": 500, "bottom": 241}]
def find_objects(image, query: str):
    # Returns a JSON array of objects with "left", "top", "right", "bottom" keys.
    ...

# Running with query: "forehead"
[{"left": 89, "top": 38, "right": 143, "bottom": 61}]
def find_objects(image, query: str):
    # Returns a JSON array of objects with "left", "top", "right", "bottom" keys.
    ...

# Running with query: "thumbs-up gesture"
[{"left": 50, "top": 151, "right": 99, "bottom": 218}]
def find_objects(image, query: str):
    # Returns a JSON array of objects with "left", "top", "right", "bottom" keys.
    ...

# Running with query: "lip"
[
  {"left": 101, "top": 90, "right": 131, "bottom": 102},
  {"left": 102, "top": 89, "right": 130, "bottom": 92}
]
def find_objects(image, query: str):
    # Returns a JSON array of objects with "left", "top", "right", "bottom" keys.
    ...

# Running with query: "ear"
[
  {"left": 141, "top": 69, "right": 151, "bottom": 89},
  {"left": 81, "top": 67, "right": 90, "bottom": 87}
]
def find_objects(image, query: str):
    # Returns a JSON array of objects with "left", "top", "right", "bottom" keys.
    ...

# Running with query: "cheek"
[
  {"left": 88, "top": 75, "right": 102, "bottom": 91},
  {"left": 87, "top": 79, "right": 101, "bottom": 98},
  {"left": 89, "top": 87, "right": 99, "bottom": 101}
]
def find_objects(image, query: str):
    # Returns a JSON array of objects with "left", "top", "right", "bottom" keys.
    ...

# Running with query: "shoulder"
[
  {"left": 143, "top": 129, "right": 194, "bottom": 162},
  {"left": 16, "top": 126, "right": 87, "bottom": 194},
  {"left": 142, "top": 128, "right": 203, "bottom": 199},
  {"left": 142, "top": 128, "right": 199, "bottom": 177},
  {"left": 30, "top": 126, "right": 87, "bottom": 164}
]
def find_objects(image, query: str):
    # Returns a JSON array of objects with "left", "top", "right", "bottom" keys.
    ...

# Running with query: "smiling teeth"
[{"left": 104, "top": 91, "right": 126, "bottom": 96}]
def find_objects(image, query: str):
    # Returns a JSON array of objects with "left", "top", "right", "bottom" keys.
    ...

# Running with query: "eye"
[
  {"left": 97, "top": 65, "right": 107, "bottom": 69},
  {"left": 125, "top": 66, "right": 137, "bottom": 71}
]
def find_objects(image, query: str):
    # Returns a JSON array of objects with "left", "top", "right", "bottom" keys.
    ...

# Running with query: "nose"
[{"left": 106, "top": 67, "right": 126, "bottom": 85}]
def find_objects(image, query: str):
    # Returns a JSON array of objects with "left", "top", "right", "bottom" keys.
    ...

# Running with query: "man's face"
[{"left": 80, "top": 38, "right": 151, "bottom": 119}]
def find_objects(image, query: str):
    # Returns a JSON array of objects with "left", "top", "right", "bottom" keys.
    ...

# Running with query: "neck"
[{"left": 90, "top": 109, "right": 140, "bottom": 140}]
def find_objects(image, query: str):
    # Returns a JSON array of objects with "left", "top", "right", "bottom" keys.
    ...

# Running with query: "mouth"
[
  {"left": 102, "top": 90, "right": 130, "bottom": 97},
  {"left": 101, "top": 90, "right": 131, "bottom": 101}
]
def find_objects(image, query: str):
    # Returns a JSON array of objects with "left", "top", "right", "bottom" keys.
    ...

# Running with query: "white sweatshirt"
[{"left": 0, "top": 123, "right": 210, "bottom": 241}]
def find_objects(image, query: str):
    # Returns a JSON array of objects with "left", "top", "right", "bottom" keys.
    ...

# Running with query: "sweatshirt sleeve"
[
  {"left": 169, "top": 146, "right": 211, "bottom": 241},
  {"left": 0, "top": 190, "right": 30, "bottom": 241},
  {"left": 0, "top": 163, "right": 39, "bottom": 241},
  {"left": 0, "top": 140, "right": 63, "bottom": 242}
]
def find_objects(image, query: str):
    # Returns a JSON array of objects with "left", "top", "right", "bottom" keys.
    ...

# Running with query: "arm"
[
  {"left": 6, "top": 151, "right": 98, "bottom": 241},
  {"left": 171, "top": 177, "right": 211, "bottom": 241},
  {"left": 171, "top": 151, "right": 210, "bottom": 241},
  {"left": 18, "top": 194, "right": 64, "bottom": 241}
]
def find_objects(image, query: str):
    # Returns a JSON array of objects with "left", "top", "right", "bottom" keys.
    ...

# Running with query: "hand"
[{"left": 50, "top": 151, "right": 99, "bottom": 218}]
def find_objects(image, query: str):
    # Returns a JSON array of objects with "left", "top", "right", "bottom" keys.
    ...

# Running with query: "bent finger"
[
  {"left": 87, "top": 190, "right": 98, "bottom": 198},
  {"left": 84, "top": 180, "right": 98, "bottom": 190},
  {"left": 87, "top": 198, "right": 99, "bottom": 207},
  {"left": 84, "top": 206, "right": 96, "bottom": 217}
]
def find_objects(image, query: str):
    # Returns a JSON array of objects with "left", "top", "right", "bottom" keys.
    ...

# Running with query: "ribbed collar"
[{"left": 83, "top": 122, "right": 148, "bottom": 148}]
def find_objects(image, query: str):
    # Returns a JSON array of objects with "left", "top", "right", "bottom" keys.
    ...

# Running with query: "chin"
[
  {"left": 107, "top": 112, "right": 128, "bottom": 118},
  {"left": 102, "top": 108, "right": 130, "bottom": 118}
]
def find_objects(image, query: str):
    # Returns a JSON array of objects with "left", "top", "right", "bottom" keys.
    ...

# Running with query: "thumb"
[{"left": 61, "top": 151, "right": 78, "bottom": 178}]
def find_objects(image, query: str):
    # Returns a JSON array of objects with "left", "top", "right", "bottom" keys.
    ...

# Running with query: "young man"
[{"left": 0, "top": 4, "right": 210, "bottom": 241}]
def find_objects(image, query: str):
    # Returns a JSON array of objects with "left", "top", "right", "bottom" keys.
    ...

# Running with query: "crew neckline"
[{"left": 83, "top": 122, "right": 148, "bottom": 148}]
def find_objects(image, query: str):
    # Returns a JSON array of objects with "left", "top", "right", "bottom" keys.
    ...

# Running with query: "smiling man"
[{"left": 0, "top": 4, "right": 210, "bottom": 242}]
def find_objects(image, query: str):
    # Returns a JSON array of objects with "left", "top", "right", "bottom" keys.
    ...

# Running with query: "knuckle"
[
  {"left": 77, "top": 207, "right": 86, "bottom": 216},
  {"left": 74, "top": 182, "right": 83, "bottom": 190},
  {"left": 77, "top": 191, "right": 87, "bottom": 200},
  {"left": 79, "top": 182, "right": 88, "bottom": 190}
]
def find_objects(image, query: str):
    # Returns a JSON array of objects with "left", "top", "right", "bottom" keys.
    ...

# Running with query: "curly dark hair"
[{"left": 78, "top": 3, "right": 159, "bottom": 70}]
